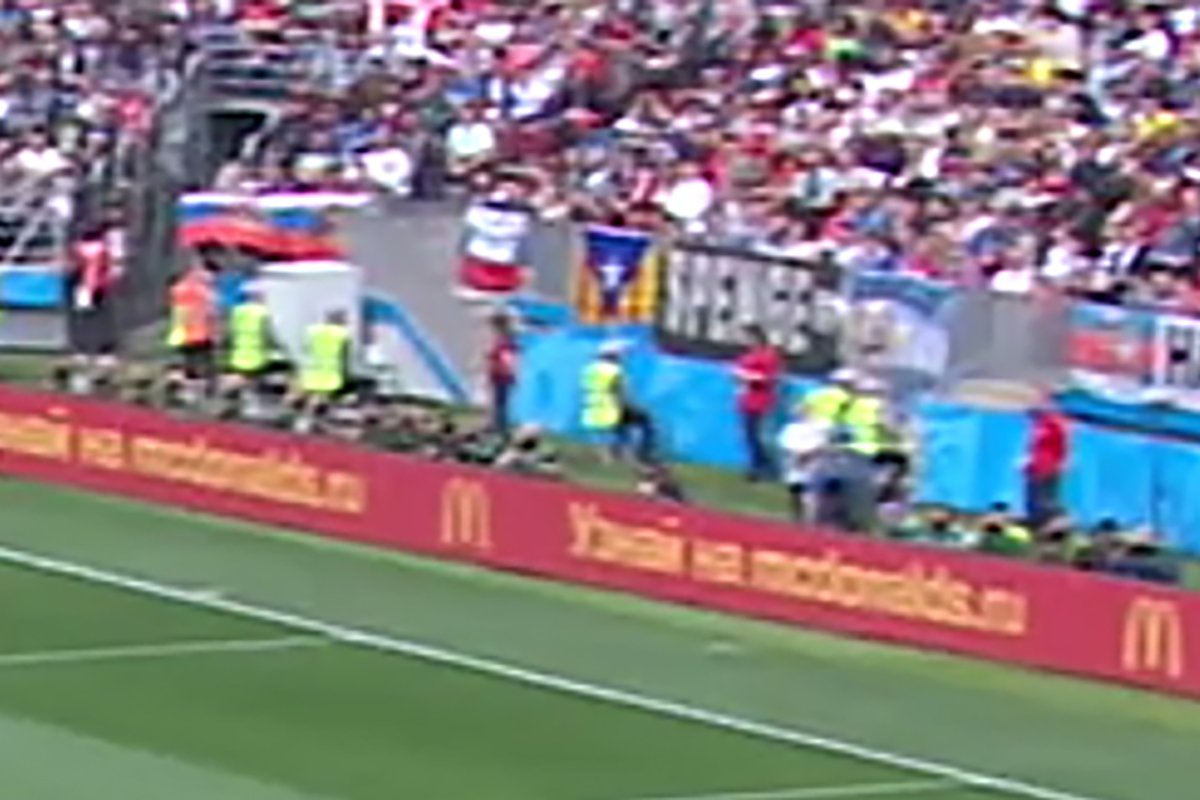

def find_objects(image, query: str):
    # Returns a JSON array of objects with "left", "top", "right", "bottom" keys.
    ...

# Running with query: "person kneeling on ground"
[{"left": 807, "top": 430, "right": 878, "bottom": 534}]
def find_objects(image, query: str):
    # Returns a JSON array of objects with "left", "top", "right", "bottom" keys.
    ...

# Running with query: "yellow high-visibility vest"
[
  {"left": 581, "top": 360, "right": 621, "bottom": 430},
  {"left": 228, "top": 302, "right": 269, "bottom": 373},
  {"left": 301, "top": 323, "right": 349, "bottom": 394},
  {"left": 844, "top": 395, "right": 884, "bottom": 456},
  {"left": 804, "top": 385, "right": 852, "bottom": 425}
]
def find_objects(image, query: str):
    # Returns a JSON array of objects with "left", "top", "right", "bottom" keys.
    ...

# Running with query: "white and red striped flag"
[{"left": 457, "top": 200, "right": 532, "bottom": 296}]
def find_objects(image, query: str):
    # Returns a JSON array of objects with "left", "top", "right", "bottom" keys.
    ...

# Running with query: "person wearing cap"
[
  {"left": 581, "top": 340, "right": 654, "bottom": 463},
  {"left": 734, "top": 324, "right": 781, "bottom": 482}
]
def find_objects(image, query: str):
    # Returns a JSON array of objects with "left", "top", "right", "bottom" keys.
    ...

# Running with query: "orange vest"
[{"left": 168, "top": 271, "right": 215, "bottom": 347}]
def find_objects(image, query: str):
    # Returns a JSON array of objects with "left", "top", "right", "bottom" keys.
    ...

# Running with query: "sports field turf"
[{"left": 0, "top": 481, "right": 1196, "bottom": 800}]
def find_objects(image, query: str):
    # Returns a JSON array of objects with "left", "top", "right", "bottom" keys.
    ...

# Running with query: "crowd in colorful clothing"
[
  {"left": 190, "top": 0, "right": 1200, "bottom": 311},
  {"left": 0, "top": 1, "right": 173, "bottom": 218},
  {"left": 0, "top": 1, "right": 191, "bottom": 358}
]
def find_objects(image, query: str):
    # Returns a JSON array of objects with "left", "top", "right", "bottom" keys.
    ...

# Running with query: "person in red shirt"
[
  {"left": 734, "top": 324, "right": 782, "bottom": 481},
  {"left": 68, "top": 219, "right": 123, "bottom": 364},
  {"left": 485, "top": 310, "right": 518, "bottom": 437},
  {"left": 1024, "top": 401, "right": 1069, "bottom": 529}
]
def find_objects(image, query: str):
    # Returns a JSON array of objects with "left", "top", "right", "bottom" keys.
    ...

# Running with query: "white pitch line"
[
  {"left": 0, "top": 544, "right": 1107, "bottom": 800},
  {"left": 0, "top": 636, "right": 327, "bottom": 669},
  {"left": 624, "top": 778, "right": 959, "bottom": 800}
]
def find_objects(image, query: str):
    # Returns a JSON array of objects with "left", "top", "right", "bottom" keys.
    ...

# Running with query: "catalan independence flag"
[{"left": 572, "top": 225, "right": 661, "bottom": 324}]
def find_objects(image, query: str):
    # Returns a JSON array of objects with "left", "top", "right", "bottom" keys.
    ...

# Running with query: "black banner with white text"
[{"left": 653, "top": 242, "right": 843, "bottom": 375}]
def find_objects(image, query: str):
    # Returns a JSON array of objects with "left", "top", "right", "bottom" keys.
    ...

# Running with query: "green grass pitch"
[{"left": 0, "top": 480, "right": 1195, "bottom": 800}]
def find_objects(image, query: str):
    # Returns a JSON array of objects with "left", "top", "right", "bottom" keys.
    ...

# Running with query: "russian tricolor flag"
[{"left": 177, "top": 192, "right": 372, "bottom": 261}]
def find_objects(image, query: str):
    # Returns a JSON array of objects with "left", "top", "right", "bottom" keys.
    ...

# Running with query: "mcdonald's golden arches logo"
[
  {"left": 440, "top": 477, "right": 492, "bottom": 552},
  {"left": 1122, "top": 597, "right": 1184, "bottom": 680}
]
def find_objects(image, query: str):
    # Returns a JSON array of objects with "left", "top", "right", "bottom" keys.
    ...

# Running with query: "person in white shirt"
[
  {"left": 659, "top": 161, "right": 714, "bottom": 233},
  {"left": 12, "top": 130, "right": 70, "bottom": 181},
  {"left": 360, "top": 132, "right": 413, "bottom": 199},
  {"left": 1040, "top": 232, "right": 1088, "bottom": 284},
  {"left": 446, "top": 103, "right": 497, "bottom": 179},
  {"left": 990, "top": 262, "right": 1037, "bottom": 295},
  {"left": 777, "top": 404, "right": 832, "bottom": 523}
]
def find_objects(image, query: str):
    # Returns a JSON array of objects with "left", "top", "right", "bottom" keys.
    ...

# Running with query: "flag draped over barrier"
[
  {"left": 177, "top": 192, "right": 371, "bottom": 262},
  {"left": 456, "top": 200, "right": 532, "bottom": 295},
  {"left": 847, "top": 272, "right": 952, "bottom": 390},
  {"left": 653, "top": 241, "right": 843, "bottom": 375},
  {"left": 572, "top": 226, "right": 660, "bottom": 324}
]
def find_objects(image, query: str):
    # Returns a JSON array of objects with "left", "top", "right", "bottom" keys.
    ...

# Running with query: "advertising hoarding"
[{"left": 0, "top": 386, "right": 1194, "bottom": 700}]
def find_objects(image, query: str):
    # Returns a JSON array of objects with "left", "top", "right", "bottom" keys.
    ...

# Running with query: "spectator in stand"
[
  {"left": 11, "top": 128, "right": 69, "bottom": 182},
  {"left": 733, "top": 323, "right": 781, "bottom": 482},
  {"left": 359, "top": 127, "right": 415, "bottom": 202},
  {"left": 1024, "top": 399, "right": 1070, "bottom": 529},
  {"left": 445, "top": 100, "right": 496, "bottom": 181}
]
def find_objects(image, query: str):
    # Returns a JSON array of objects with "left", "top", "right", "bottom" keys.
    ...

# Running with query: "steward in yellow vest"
[
  {"left": 844, "top": 393, "right": 884, "bottom": 457},
  {"left": 803, "top": 369, "right": 858, "bottom": 446},
  {"left": 227, "top": 293, "right": 273, "bottom": 377},
  {"left": 301, "top": 312, "right": 351, "bottom": 398},
  {"left": 804, "top": 383, "right": 852, "bottom": 425},
  {"left": 581, "top": 340, "right": 656, "bottom": 462},
  {"left": 581, "top": 353, "right": 622, "bottom": 432}
]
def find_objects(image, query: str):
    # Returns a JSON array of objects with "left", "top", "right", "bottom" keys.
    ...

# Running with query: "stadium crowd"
[
  {"left": 197, "top": 0, "right": 1200, "bottom": 310},
  {"left": 18, "top": 0, "right": 1184, "bottom": 585},
  {"left": 0, "top": 1, "right": 176, "bottom": 224}
]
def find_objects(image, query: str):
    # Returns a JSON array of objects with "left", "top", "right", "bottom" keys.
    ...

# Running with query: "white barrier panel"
[{"left": 255, "top": 260, "right": 364, "bottom": 369}]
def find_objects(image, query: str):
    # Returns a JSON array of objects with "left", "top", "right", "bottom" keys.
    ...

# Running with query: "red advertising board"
[{"left": 0, "top": 385, "right": 1195, "bottom": 700}]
